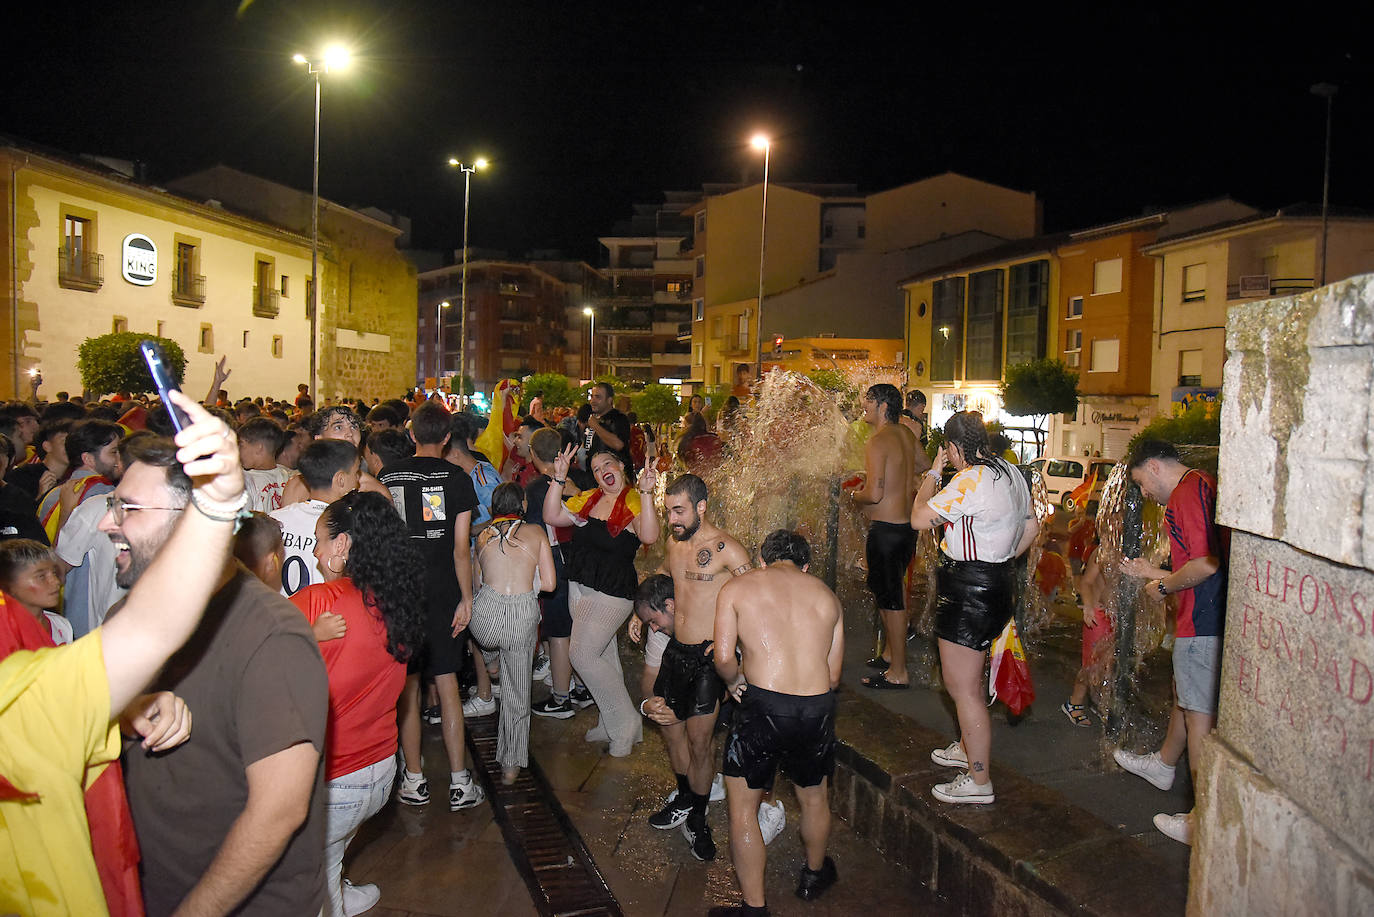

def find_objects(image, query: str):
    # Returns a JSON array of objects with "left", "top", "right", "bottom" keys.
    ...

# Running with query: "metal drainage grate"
[{"left": 466, "top": 716, "right": 623, "bottom": 917}]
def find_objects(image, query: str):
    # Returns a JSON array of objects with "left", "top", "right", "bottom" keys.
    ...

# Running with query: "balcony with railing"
[
  {"left": 252, "top": 284, "right": 280, "bottom": 318},
  {"left": 717, "top": 332, "right": 751, "bottom": 356},
  {"left": 171, "top": 270, "right": 206, "bottom": 307},
  {"left": 58, "top": 246, "right": 103, "bottom": 291},
  {"left": 676, "top": 321, "right": 693, "bottom": 342},
  {"left": 1226, "top": 276, "right": 1314, "bottom": 300}
]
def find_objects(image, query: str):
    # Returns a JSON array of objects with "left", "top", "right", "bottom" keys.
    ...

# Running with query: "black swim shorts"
[
  {"left": 866, "top": 520, "right": 916, "bottom": 610},
  {"left": 933, "top": 553, "right": 1015, "bottom": 651},
  {"left": 654, "top": 638, "right": 724, "bottom": 722},
  {"left": 723, "top": 685, "right": 836, "bottom": 790},
  {"left": 539, "top": 546, "right": 572, "bottom": 639}
]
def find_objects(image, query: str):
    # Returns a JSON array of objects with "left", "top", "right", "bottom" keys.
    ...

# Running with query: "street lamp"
[
  {"left": 446, "top": 157, "right": 488, "bottom": 407},
  {"left": 1310, "top": 82, "right": 1338, "bottom": 288},
  {"left": 583, "top": 306, "right": 596, "bottom": 378},
  {"left": 293, "top": 44, "right": 351, "bottom": 404},
  {"left": 436, "top": 300, "right": 451, "bottom": 381},
  {"left": 750, "top": 133, "right": 771, "bottom": 381}
]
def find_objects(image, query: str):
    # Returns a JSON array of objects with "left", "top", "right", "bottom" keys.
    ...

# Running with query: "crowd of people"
[{"left": 0, "top": 366, "right": 1227, "bottom": 915}]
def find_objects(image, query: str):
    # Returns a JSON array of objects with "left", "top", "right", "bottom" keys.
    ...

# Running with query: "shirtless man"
[
  {"left": 713, "top": 530, "right": 844, "bottom": 915},
  {"left": 847, "top": 383, "right": 919, "bottom": 688},
  {"left": 629, "top": 473, "right": 750, "bottom": 862}
]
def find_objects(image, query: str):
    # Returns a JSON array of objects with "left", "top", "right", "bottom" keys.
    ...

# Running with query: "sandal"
[
  {"left": 862, "top": 673, "right": 910, "bottom": 690},
  {"left": 1060, "top": 701, "right": 1092, "bottom": 727},
  {"left": 864, "top": 656, "right": 890, "bottom": 671}
]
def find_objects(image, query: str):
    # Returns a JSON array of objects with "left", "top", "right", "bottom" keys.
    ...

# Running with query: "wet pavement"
[{"left": 343, "top": 656, "right": 934, "bottom": 916}]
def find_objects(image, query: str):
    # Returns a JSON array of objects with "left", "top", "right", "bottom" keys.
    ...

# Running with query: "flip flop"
[
  {"left": 862, "top": 673, "right": 910, "bottom": 690},
  {"left": 864, "top": 656, "right": 890, "bottom": 671}
]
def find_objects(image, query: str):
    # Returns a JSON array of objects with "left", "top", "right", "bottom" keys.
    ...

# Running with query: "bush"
[
  {"left": 1128, "top": 400, "right": 1221, "bottom": 454},
  {"left": 78, "top": 332, "right": 187, "bottom": 397}
]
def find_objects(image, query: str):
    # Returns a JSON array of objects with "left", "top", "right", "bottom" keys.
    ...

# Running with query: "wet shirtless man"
[
  {"left": 713, "top": 530, "right": 844, "bottom": 916},
  {"left": 847, "top": 383, "right": 919, "bottom": 688},
  {"left": 630, "top": 473, "right": 751, "bottom": 862}
]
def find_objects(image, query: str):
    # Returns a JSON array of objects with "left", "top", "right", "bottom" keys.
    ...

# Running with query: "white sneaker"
[
  {"left": 931, "top": 740, "right": 967, "bottom": 768},
  {"left": 531, "top": 654, "right": 551, "bottom": 682},
  {"left": 342, "top": 879, "right": 381, "bottom": 916},
  {"left": 758, "top": 799, "right": 786, "bottom": 845},
  {"left": 463, "top": 694, "right": 497, "bottom": 718},
  {"left": 1153, "top": 811, "right": 1193, "bottom": 845},
  {"left": 1113, "top": 749, "right": 1176, "bottom": 791},
  {"left": 396, "top": 770, "right": 428, "bottom": 806},
  {"left": 449, "top": 778, "right": 486, "bottom": 811},
  {"left": 932, "top": 772, "right": 995, "bottom": 804}
]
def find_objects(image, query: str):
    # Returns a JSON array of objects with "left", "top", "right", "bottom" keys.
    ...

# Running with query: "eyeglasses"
[{"left": 105, "top": 495, "right": 185, "bottom": 524}]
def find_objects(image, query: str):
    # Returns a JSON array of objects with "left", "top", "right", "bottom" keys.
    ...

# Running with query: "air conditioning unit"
[{"left": 1238, "top": 274, "right": 1271, "bottom": 297}]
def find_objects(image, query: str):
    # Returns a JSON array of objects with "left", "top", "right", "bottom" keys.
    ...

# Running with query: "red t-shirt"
[
  {"left": 1164, "top": 469, "right": 1229, "bottom": 638},
  {"left": 290, "top": 579, "right": 405, "bottom": 780}
]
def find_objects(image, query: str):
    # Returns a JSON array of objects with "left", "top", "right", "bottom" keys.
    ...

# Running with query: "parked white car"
[{"left": 1027, "top": 455, "right": 1117, "bottom": 513}]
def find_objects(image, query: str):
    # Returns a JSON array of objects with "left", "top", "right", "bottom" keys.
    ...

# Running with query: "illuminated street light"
[
  {"left": 447, "top": 157, "right": 489, "bottom": 407},
  {"left": 583, "top": 306, "right": 596, "bottom": 378},
  {"left": 293, "top": 43, "right": 352, "bottom": 401},
  {"left": 751, "top": 133, "right": 771, "bottom": 380}
]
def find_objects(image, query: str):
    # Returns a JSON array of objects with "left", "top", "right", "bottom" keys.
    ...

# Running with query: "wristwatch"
[{"left": 1155, "top": 580, "right": 1169, "bottom": 597}]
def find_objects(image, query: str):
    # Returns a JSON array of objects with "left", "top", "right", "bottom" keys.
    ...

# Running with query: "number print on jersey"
[{"left": 281, "top": 554, "right": 311, "bottom": 596}]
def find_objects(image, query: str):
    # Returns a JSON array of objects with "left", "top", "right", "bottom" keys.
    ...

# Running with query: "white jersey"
[
  {"left": 927, "top": 460, "right": 1032, "bottom": 563},
  {"left": 43, "top": 611, "right": 73, "bottom": 646},
  {"left": 53, "top": 493, "right": 128, "bottom": 634},
  {"left": 244, "top": 465, "right": 293, "bottom": 513},
  {"left": 269, "top": 499, "right": 327, "bottom": 596}
]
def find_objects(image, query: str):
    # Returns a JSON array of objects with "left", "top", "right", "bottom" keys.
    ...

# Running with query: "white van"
[{"left": 1027, "top": 455, "right": 1117, "bottom": 513}]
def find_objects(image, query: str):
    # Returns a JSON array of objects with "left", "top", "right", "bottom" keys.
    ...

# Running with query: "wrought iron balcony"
[
  {"left": 252, "top": 284, "right": 280, "bottom": 318},
  {"left": 171, "top": 270, "right": 206, "bottom": 307},
  {"left": 57, "top": 246, "right": 103, "bottom": 290}
]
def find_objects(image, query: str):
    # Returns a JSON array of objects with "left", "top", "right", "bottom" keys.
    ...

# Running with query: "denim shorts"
[{"left": 1173, "top": 636, "right": 1222, "bottom": 715}]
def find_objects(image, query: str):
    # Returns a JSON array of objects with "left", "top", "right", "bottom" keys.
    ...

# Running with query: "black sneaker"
[
  {"left": 795, "top": 856, "right": 837, "bottom": 900},
  {"left": 532, "top": 696, "right": 576, "bottom": 719},
  {"left": 682, "top": 818, "right": 716, "bottom": 861},
  {"left": 648, "top": 798, "right": 693, "bottom": 830},
  {"left": 568, "top": 684, "right": 596, "bottom": 709},
  {"left": 422, "top": 704, "right": 441, "bottom": 725}
]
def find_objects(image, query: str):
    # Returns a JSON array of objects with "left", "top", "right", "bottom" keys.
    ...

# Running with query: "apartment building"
[
  {"left": 416, "top": 260, "right": 570, "bottom": 392},
  {"left": 1142, "top": 206, "right": 1374, "bottom": 418}
]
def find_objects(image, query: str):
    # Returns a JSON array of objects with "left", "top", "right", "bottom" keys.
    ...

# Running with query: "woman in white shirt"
[{"left": 911, "top": 412, "right": 1038, "bottom": 806}]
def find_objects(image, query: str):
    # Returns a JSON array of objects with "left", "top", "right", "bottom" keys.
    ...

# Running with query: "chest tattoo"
[
  {"left": 696, "top": 548, "right": 712, "bottom": 567},
  {"left": 731, "top": 563, "right": 751, "bottom": 576},
  {"left": 684, "top": 570, "right": 715, "bottom": 581}
]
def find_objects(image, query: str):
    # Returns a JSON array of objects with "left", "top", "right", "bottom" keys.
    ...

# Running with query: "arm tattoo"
[{"left": 877, "top": 476, "right": 885, "bottom": 489}]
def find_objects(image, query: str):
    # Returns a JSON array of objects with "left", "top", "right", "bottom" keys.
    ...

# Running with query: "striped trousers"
[
  {"left": 469, "top": 587, "right": 542, "bottom": 768},
  {"left": 569, "top": 581, "right": 643, "bottom": 756}
]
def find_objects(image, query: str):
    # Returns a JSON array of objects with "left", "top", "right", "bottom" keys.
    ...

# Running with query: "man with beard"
[
  {"left": 630, "top": 473, "right": 750, "bottom": 862},
  {"left": 37, "top": 419, "right": 122, "bottom": 542},
  {"left": 104, "top": 435, "right": 329, "bottom": 915}
]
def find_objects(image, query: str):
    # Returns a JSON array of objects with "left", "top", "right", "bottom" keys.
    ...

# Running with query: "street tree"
[
  {"left": 78, "top": 332, "right": 187, "bottom": 397},
  {"left": 999, "top": 358, "right": 1079, "bottom": 452}
]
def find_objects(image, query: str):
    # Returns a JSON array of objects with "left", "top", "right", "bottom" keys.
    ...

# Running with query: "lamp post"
[
  {"left": 293, "top": 44, "right": 350, "bottom": 403},
  {"left": 751, "top": 133, "right": 771, "bottom": 381},
  {"left": 583, "top": 306, "right": 596, "bottom": 378},
  {"left": 447, "top": 157, "right": 488, "bottom": 408},
  {"left": 436, "top": 300, "right": 450, "bottom": 381},
  {"left": 1310, "top": 82, "right": 1338, "bottom": 288}
]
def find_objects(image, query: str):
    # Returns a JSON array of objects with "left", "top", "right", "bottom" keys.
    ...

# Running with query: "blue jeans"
[{"left": 323, "top": 755, "right": 396, "bottom": 917}]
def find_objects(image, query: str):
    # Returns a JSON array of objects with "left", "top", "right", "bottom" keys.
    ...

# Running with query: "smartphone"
[{"left": 139, "top": 340, "right": 192, "bottom": 433}]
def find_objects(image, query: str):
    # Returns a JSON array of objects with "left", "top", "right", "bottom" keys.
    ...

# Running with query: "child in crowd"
[{"left": 0, "top": 538, "right": 71, "bottom": 645}]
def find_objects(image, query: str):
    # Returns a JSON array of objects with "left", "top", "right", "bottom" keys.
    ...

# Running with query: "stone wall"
[{"left": 1194, "top": 273, "right": 1374, "bottom": 914}]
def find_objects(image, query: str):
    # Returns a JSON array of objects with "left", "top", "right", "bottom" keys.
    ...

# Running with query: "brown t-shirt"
[{"left": 121, "top": 570, "right": 329, "bottom": 916}]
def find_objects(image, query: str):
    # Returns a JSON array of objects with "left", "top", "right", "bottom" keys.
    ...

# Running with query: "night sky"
[{"left": 6, "top": 3, "right": 1370, "bottom": 262}]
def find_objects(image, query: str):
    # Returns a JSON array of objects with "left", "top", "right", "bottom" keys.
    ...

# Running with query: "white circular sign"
[{"left": 121, "top": 233, "right": 157, "bottom": 286}]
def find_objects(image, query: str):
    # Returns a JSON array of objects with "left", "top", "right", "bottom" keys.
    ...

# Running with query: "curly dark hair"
[{"left": 321, "top": 491, "right": 425, "bottom": 663}]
